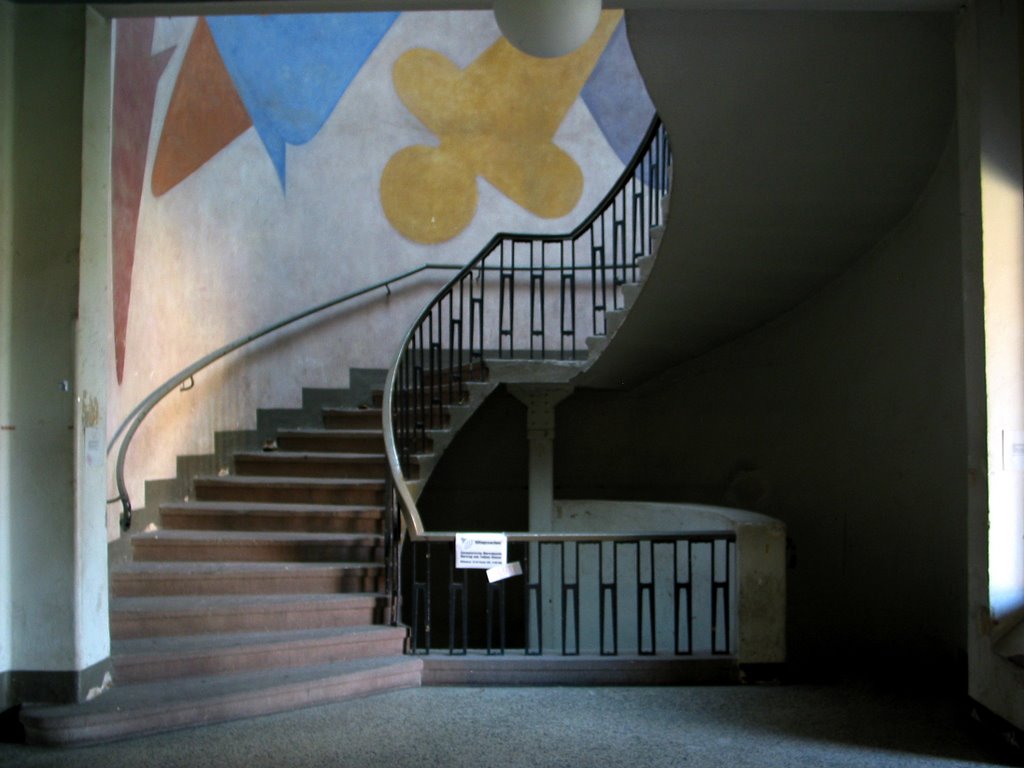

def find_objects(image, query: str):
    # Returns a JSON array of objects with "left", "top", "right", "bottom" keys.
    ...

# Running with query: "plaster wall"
[
  {"left": 555, "top": 129, "right": 966, "bottom": 670},
  {"left": 108, "top": 12, "right": 652, "bottom": 538},
  {"left": 74, "top": 7, "right": 114, "bottom": 671},
  {"left": 962, "top": 0, "right": 1024, "bottom": 733},
  {"left": 5, "top": 5, "right": 85, "bottom": 671},
  {"left": 0, "top": 0, "right": 16, "bottom": 680}
]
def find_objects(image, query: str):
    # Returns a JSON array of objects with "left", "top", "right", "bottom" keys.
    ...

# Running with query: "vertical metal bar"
[
  {"left": 486, "top": 579, "right": 506, "bottom": 655},
  {"left": 592, "top": 216, "right": 607, "bottom": 336},
  {"left": 530, "top": 240, "right": 545, "bottom": 359},
  {"left": 599, "top": 540, "right": 618, "bottom": 655},
  {"left": 675, "top": 539, "right": 693, "bottom": 655},
  {"left": 525, "top": 542, "right": 542, "bottom": 654},
  {"left": 409, "top": 541, "right": 431, "bottom": 654},
  {"left": 561, "top": 541, "right": 580, "bottom": 655},
  {"left": 448, "top": 541, "right": 468, "bottom": 655},
  {"left": 637, "top": 540, "right": 655, "bottom": 655}
]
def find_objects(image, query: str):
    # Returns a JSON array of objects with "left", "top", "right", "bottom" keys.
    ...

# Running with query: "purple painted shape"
[{"left": 582, "top": 20, "right": 656, "bottom": 166}]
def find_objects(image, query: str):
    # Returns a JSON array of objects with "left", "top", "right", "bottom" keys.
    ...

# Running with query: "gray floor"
[{"left": 0, "top": 682, "right": 1018, "bottom": 768}]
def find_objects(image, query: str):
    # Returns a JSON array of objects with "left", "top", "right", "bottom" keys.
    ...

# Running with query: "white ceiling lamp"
[{"left": 493, "top": 0, "right": 603, "bottom": 59}]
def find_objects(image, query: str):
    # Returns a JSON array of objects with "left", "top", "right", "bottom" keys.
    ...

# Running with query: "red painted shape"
[
  {"left": 112, "top": 19, "right": 174, "bottom": 384},
  {"left": 150, "top": 18, "right": 253, "bottom": 197}
]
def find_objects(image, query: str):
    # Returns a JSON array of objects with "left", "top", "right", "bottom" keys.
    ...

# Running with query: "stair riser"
[
  {"left": 372, "top": 387, "right": 471, "bottom": 408},
  {"left": 321, "top": 411, "right": 382, "bottom": 429},
  {"left": 194, "top": 482, "right": 383, "bottom": 506},
  {"left": 111, "top": 572, "right": 385, "bottom": 597},
  {"left": 131, "top": 541, "right": 383, "bottom": 564},
  {"left": 159, "top": 511, "right": 383, "bottom": 534},
  {"left": 276, "top": 434, "right": 385, "bottom": 453},
  {"left": 234, "top": 457, "right": 387, "bottom": 480},
  {"left": 112, "top": 636, "right": 406, "bottom": 684},
  {"left": 22, "top": 662, "right": 422, "bottom": 747},
  {"left": 111, "top": 604, "right": 382, "bottom": 639}
]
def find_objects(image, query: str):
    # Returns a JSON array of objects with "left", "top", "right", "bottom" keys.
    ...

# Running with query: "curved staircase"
[
  {"left": 20, "top": 118, "right": 671, "bottom": 746},
  {"left": 22, "top": 402, "right": 421, "bottom": 746}
]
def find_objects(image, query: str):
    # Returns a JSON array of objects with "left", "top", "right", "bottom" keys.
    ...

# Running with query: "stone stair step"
[
  {"left": 21, "top": 655, "right": 422, "bottom": 746},
  {"left": 111, "top": 625, "right": 408, "bottom": 684},
  {"left": 193, "top": 475, "right": 385, "bottom": 506},
  {"left": 110, "top": 593, "right": 386, "bottom": 639},
  {"left": 234, "top": 451, "right": 387, "bottom": 479},
  {"left": 110, "top": 561, "right": 385, "bottom": 597},
  {"left": 159, "top": 500, "right": 384, "bottom": 533},
  {"left": 320, "top": 407, "right": 382, "bottom": 429},
  {"left": 372, "top": 384, "right": 471, "bottom": 408},
  {"left": 129, "top": 530, "right": 383, "bottom": 563},
  {"left": 275, "top": 428, "right": 386, "bottom": 453}
]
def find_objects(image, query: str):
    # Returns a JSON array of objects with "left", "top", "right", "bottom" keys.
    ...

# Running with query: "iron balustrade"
[
  {"left": 402, "top": 531, "right": 735, "bottom": 657},
  {"left": 385, "top": 117, "right": 672, "bottom": 503}
]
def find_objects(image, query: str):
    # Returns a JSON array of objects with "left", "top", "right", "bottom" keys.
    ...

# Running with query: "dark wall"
[{"left": 558, "top": 136, "right": 967, "bottom": 674}]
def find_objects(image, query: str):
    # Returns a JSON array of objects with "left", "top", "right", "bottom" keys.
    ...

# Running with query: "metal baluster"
[
  {"left": 637, "top": 540, "right": 655, "bottom": 655},
  {"left": 600, "top": 540, "right": 618, "bottom": 655},
  {"left": 562, "top": 541, "right": 580, "bottom": 655},
  {"left": 448, "top": 541, "right": 468, "bottom": 655}
]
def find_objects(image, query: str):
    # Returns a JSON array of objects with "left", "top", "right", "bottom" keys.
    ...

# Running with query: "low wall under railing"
[{"left": 399, "top": 501, "right": 785, "bottom": 665}]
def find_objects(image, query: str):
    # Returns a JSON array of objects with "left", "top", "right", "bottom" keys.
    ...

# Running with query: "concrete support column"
[
  {"left": 508, "top": 385, "right": 573, "bottom": 532},
  {"left": 508, "top": 385, "right": 572, "bottom": 651}
]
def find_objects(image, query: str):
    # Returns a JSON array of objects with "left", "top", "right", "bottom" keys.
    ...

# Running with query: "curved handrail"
[
  {"left": 384, "top": 115, "right": 672, "bottom": 540},
  {"left": 109, "top": 262, "right": 463, "bottom": 531}
]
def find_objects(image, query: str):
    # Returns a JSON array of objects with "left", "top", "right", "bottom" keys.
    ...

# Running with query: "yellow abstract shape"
[{"left": 381, "top": 10, "right": 623, "bottom": 245}]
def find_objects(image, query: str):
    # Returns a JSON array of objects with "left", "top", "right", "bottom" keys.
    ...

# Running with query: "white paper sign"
[
  {"left": 455, "top": 533, "right": 507, "bottom": 569},
  {"left": 486, "top": 561, "right": 523, "bottom": 583}
]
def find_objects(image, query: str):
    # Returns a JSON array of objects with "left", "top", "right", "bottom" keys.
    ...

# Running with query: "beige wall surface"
[
  {"left": 4, "top": 4, "right": 86, "bottom": 672},
  {"left": 0, "top": 0, "right": 16, "bottom": 677}
]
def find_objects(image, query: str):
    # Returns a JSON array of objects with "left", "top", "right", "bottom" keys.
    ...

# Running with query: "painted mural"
[{"left": 109, "top": 10, "right": 654, "bottom": 534}]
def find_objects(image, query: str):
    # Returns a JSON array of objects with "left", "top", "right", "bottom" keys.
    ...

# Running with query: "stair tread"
[
  {"left": 111, "top": 593, "right": 383, "bottom": 612},
  {"left": 130, "top": 530, "right": 382, "bottom": 543},
  {"left": 321, "top": 406, "right": 382, "bottom": 414},
  {"left": 112, "top": 625, "right": 404, "bottom": 656},
  {"left": 277, "top": 428, "right": 383, "bottom": 436},
  {"left": 235, "top": 451, "right": 386, "bottom": 461},
  {"left": 113, "top": 561, "right": 383, "bottom": 575},
  {"left": 195, "top": 475, "right": 384, "bottom": 486},
  {"left": 161, "top": 500, "right": 383, "bottom": 514},
  {"left": 21, "top": 655, "right": 420, "bottom": 722}
]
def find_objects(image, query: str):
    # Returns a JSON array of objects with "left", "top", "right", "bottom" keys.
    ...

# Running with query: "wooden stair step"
[
  {"left": 21, "top": 655, "right": 423, "bottom": 746},
  {"left": 129, "top": 530, "right": 383, "bottom": 563},
  {"left": 110, "top": 561, "right": 385, "bottom": 597},
  {"left": 110, "top": 593, "right": 386, "bottom": 638},
  {"left": 159, "top": 500, "right": 384, "bottom": 533},
  {"left": 234, "top": 451, "right": 387, "bottom": 479},
  {"left": 275, "top": 428, "right": 386, "bottom": 453},
  {"left": 111, "top": 625, "right": 408, "bottom": 683},
  {"left": 321, "top": 407, "right": 382, "bottom": 429},
  {"left": 193, "top": 475, "right": 385, "bottom": 505}
]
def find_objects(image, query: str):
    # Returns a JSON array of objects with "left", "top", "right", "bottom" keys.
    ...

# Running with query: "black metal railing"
[
  {"left": 384, "top": 117, "right": 671, "bottom": 487},
  {"left": 403, "top": 532, "right": 734, "bottom": 656}
]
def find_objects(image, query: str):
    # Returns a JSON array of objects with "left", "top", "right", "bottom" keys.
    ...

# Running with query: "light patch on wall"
[{"left": 381, "top": 10, "right": 622, "bottom": 244}]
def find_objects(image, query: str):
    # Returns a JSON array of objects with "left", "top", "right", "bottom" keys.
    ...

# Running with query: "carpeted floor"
[{"left": 0, "top": 682, "right": 1019, "bottom": 768}]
